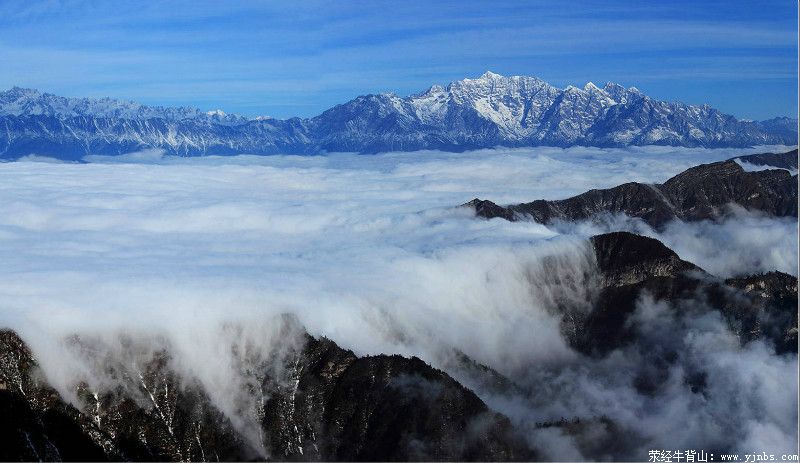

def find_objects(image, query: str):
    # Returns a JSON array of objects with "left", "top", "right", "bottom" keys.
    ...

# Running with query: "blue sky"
[{"left": 0, "top": 0, "right": 796, "bottom": 120}]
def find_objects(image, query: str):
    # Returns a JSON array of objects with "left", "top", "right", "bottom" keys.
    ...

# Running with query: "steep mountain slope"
[
  {"left": 0, "top": 73, "right": 795, "bottom": 159},
  {"left": 2, "top": 231, "right": 795, "bottom": 461},
  {"left": 0, "top": 113, "right": 315, "bottom": 161},
  {"left": 571, "top": 232, "right": 798, "bottom": 356},
  {"left": 465, "top": 149, "right": 798, "bottom": 228},
  {"left": 0, "top": 322, "right": 531, "bottom": 461}
]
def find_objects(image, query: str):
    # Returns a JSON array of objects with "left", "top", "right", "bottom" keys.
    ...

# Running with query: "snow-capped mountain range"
[{"left": 0, "top": 72, "right": 796, "bottom": 159}]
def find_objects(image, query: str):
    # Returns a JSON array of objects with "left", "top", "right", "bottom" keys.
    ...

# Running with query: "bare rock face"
[
  {"left": 566, "top": 232, "right": 798, "bottom": 358},
  {"left": 518, "top": 182, "right": 677, "bottom": 227},
  {"left": 465, "top": 150, "right": 798, "bottom": 228},
  {"left": 0, "top": 331, "right": 110, "bottom": 461},
  {"left": 263, "top": 335, "right": 531, "bottom": 461},
  {"left": 724, "top": 272, "right": 799, "bottom": 354},
  {"left": 659, "top": 158, "right": 796, "bottom": 222},
  {"left": 463, "top": 198, "right": 516, "bottom": 222},
  {"left": 589, "top": 232, "right": 700, "bottom": 287},
  {"left": 0, "top": 323, "right": 533, "bottom": 462},
  {"left": 0, "top": 330, "right": 263, "bottom": 461}
]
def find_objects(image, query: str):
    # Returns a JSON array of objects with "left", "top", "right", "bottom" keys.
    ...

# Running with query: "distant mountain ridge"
[{"left": 0, "top": 72, "right": 796, "bottom": 159}]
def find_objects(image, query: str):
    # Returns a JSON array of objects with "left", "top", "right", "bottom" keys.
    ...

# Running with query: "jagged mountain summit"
[{"left": 0, "top": 72, "right": 796, "bottom": 160}]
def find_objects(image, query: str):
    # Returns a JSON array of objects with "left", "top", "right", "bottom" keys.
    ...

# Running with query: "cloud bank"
[{"left": 0, "top": 145, "right": 795, "bottom": 459}]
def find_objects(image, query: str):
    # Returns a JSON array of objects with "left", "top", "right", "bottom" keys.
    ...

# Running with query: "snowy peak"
[
  {"left": 475, "top": 70, "right": 504, "bottom": 81},
  {"left": 419, "top": 84, "right": 446, "bottom": 96},
  {"left": 0, "top": 87, "right": 247, "bottom": 122},
  {"left": 417, "top": 72, "right": 561, "bottom": 137},
  {"left": 407, "top": 72, "right": 625, "bottom": 139},
  {"left": 0, "top": 73, "right": 796, "bottom": 159},
  {"left": 307, "top": 72, "right": 795, "bottom": 152},
  {"left": 1, "top": 86, "right": 42, "bottom": 100},
  {"left": 583, "top": 82, "right": 601, "bottom": 92},
  {"left": 317, "top": 72, "right": 796, "bottom": 151},
  {"left": 600, "top": 82, "right": 642, "bottom": 105}
]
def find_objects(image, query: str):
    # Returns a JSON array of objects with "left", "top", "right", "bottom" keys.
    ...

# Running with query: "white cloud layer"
[{"left": 0, "top": 145, "right": 796, "bottom": 458}]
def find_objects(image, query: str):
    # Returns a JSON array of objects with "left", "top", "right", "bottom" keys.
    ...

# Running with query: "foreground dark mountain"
[
  {"left": 465, "top": 149, "right": 798, "bottom": 228},
  {"left": 2, "top": 229, "right": 796, "bottom": 461},
  {"left": 1, "top": 73, "right": 796, "bottom": 160},
  {"left": 0, "top": 321, "right": 531, "bottom": 461}
]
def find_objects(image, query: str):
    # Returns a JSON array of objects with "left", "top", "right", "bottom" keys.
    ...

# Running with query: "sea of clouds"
[{"left": 0, "top": 145, "right": 796, "bottom": 459}]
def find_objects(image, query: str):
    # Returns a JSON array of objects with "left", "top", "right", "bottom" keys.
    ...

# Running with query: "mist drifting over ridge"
[
  {"left": 1, "top": 0, "right": 797, "bottom": 459},
  {"left": 0, "top": 145, "right": 796, "bottom": 459}
]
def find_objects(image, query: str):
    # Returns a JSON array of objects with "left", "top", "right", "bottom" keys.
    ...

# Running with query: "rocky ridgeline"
[
  {"left": 0, "top": 322, "right": 531, "bottom": 461},
  {"left": 465, "top": 149, "right": 798, "bottom": 228},
  {"left": 0, "top": 73, "right": 796, "bottom": 160}
]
